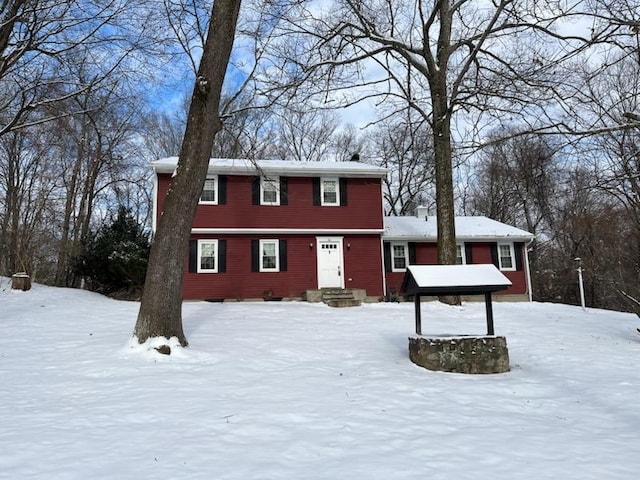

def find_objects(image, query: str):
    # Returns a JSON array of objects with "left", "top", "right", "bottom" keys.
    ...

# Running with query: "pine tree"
[{"left": 76, "top": 207, "right": 149, "bottom": 296}]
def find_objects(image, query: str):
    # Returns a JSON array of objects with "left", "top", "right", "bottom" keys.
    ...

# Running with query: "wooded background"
[{"left": 2, "top": 0, "right": 639, "bottom": 315}]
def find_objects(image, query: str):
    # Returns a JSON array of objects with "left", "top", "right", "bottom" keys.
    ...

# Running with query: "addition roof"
[
  {"left": 151, "top": 157, "right": 387, "bottom": 178},
  {"left": 384, "top": 215, "right": 534, "bottom": 242}
]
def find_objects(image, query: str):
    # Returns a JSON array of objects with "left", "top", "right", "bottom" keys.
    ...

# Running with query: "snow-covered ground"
[{"left": 1, "top": 278, "right": 639, "bottom": 479}]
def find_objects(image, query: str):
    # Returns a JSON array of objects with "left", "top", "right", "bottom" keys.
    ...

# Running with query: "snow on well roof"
[
  {"left": 406, "top": 264, "right": 512, "bottom": 289},
  {"left": 384, "top": 215, "right": 534, "bottom": 241},
  {"left": 151, "top": 157, "right": 388, "bottom": 178}
]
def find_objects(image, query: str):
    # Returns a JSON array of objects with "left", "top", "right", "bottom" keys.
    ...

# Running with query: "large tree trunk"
[
  {"left": 432, "top": 92, "right": 456, "bottom": 267},
  {"left": 430, "top": 1, "right": 458, "bottom": 305},
  {"left": 430, "top": 2, "right": 457, "bottom": 267},
  {"left": 134, "top": 0, "right": 242, "bottom": 346}
]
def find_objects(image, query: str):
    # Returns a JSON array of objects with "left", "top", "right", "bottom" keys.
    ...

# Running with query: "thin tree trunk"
[
  {"left": 134, "top": 0, "right": 242, "bottom": 346},
  {"left": 56, "top": 125, "right": 86, "bottom": 286}
]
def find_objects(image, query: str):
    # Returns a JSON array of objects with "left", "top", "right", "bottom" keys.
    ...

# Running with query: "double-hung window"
[
  {"left": 252, "top": 239, "right": 287, "bottom": 272},
  {"left": 391, "top": 242, "right": 408, "bottom": 272},
  {"left": 456, "top": 244, "right": 466, "bottom": 265},
  {"left": 198, "top": 240, "right": 218, "bottom": 273},
  {"left": 498, "top": 243, "right": 515, "bottom": 270},
  {"left": 260, "top": 239, "right": 279, "bottom": 272},
  {"left": 321, "top": 178, "right": 339, "bottom": 206},
  {"left": 313, "top": 177, "right": 346, "bottom": 206},
  {"left": 261, "top": 176, "right": 280, "bottom": 205},
  {"left": 200, "top": 176, "right": 218, "bottom": 204}
]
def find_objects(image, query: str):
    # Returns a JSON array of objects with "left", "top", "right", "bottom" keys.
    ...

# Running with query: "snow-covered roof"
[
  {"left": 384, "top": 215, "right": 534, "bottom": 241},
  {"left": 151, "top": 157, "right": 387, "bottom": 178}
]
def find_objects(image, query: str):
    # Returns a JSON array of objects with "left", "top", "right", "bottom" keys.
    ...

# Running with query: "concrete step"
[
  {"left": 322, "top": 293, "right": 355, "bottom": 300},
  {"left": 326, "top": 298, "right": 362, "bottom": 308}
]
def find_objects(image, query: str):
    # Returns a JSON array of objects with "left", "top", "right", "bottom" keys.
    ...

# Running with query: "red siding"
[
  {"left": 157, "top": 174, "right": 383, "bottom": 230},
  {"left": 472, "top": 243, "right": 527, "bottom": 295},
  {"left": 343, "top": 236, "right": 384, "bottom": 297},
  {"left": 385, "top": 242, "right": 528, "bottom": 297},
  {"left": 183, "top": 234, "right": 384, "bottom": 300}
]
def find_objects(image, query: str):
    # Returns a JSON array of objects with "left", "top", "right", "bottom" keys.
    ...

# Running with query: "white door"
[{"left": 316, "top": 237, "right": 344, "bottom": 288}]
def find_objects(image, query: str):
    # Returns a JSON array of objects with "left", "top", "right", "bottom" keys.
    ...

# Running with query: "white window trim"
[
  {"left": 197, "top": 239, "right": 218, "bottom": 273},
  {"left": 456, "top": 244, "right": 466, "bottom": 265},
  {"left": 498, "top": 243, "right": 516, "bottom": 271},
  {"left": 259, "top": 239, "right": 280, "bottom": 272},
  {"left": 391, "top": 241, "right": 409, "bottom": 273},
  {"left": 260, "top": 176, "right": 280, "bottom": 206},
  {"left": 199, "top": 175, "right": 218, "bottom": 204},
  {"left": 320, "top": 177, "right": 340, "bottom": 206}
]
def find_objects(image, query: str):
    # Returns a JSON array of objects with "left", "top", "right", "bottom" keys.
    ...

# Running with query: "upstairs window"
[
  {"left": 321, "top": 178, "right": 339, "bottom": 206},
  {"left": 313, "top": 177, "right": 348, "bottom": 206},
  {"left": 498, "top": 243, "right": 515, "bottom": 270},
  {"left": 252, "top": 176, "right": 287, "bottom": 206},
  {"left": 261, "top": 176, "right": 280, "bottom": 205},
  {"left": 392, "top": 242, "right": 408, "bottom": 272},
  {"left": 200, "top": 176, "right": 218, "bottom": 204}
]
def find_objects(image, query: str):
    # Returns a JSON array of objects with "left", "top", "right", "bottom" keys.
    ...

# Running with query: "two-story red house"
[
  {"left": 152, "top": 157, "right": 388, "bottom": 301},
  {"left": 152, "top": 158, "right": 534, "bottom": 302}
]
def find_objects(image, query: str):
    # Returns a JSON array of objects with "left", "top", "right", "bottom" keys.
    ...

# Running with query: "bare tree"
[
  {"left": 470, "top": 131, "right": 562, "bottom": 234},
  {"left": 143, "top": 109, "right": 188, "bottom": 160},
  {"left": 212, "top": 91, "right": 277, "bottom": 159},
  {"left": 0, "top": 128, "right": 58, "bottom": 278},
  {"left": 272, "top": 107, "right": 338, "bottom": 161},
  {"left": 0, "top": 1, "right": 150, "bottom": 136},
  {"left": 331, "top": 124, "right": 368, "bottom": 162},
  {"left": 44, "top": 63, "right": 147, "bottom": 287},
  {"left": 0, "top": 1, "right": 166, "bottom": 287},
  {"left": 367, "top": 116, "right": 435, "bottom": 216},
  {"left": 134, "top": 0, "right": 242, "bottom": 346},
  {"left": 270, "top": 0, "right": 621, "bottom": 282}
]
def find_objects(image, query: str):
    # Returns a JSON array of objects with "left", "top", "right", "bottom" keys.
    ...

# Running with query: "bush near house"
[{"left": 75, "top": 207, "right": 150, "bottom": 298}]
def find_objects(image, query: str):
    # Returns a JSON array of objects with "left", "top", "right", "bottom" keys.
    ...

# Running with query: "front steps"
[
  {"left": 322, "top": 289, "right": 361, "bottom": 307},
  {"left": 304, "top": 288, "right": 364, "bottom": 307}
]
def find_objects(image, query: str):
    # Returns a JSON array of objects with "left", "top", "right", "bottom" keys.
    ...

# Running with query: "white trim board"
[{"left": 191, "top": 228, "right": 384, "bottom": 235}]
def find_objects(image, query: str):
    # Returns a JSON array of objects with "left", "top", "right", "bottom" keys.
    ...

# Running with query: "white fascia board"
[
  {"left": 192, "top": 228, "right": 384, "bottom": 235},
  {"left": 458, "top": 235, "right": 535, "bottom": 242},
  {"left": 382, "top": 234, "right": 534, "bottom": 242},
  {"left": 151, "top": 157, "right": 387, "bottom": 179},
  {"left": 256, "top": 166, "right": 387, "bottom": 179}
]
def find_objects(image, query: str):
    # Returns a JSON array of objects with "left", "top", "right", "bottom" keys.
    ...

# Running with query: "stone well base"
[{"left": 409, "top": 336, "right": 510, "bottom": 374}]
